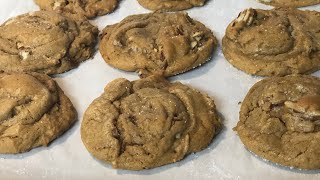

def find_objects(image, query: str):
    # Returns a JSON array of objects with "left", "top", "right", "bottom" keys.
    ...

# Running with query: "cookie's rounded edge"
[
  {"left": 137, "top": 0, "right": 196, "bottom": 11},
  {"left": 257, "top": 0, "right": 320, "bottom": 8},
  {"left": 34, "top": 0, "right": 119, "bottom": 19}
]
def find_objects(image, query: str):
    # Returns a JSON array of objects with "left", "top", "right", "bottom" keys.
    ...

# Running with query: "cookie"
[
  {"left": 235, "top": 75, "right": 320, "bottom": 169},
  {"left": 257, "top": 0, "right": 320, "bottom": 7},
  {"left": 0, "top": 72, "right": 76, "bottom": 153},
  {"left": 222, "top": 8, "right": 320, "bottom": 76},
  {"left": 137, "top": 0, "right": 206, "bottom": 11},
  {"left": 34, "top": 0, "right": 118, "bottom": 19},
  {"left": 99, "top": 12, "right": 217, "bottom": 77},
  {"left": 0, "top": 11, "right": 98, "bottom": 75},
  {"left": 81, "top": 75, "right": 221, "bottom": 170}
]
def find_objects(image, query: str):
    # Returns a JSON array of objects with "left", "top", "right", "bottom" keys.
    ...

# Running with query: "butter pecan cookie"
[
  {"left": 0, "top": 73, "right": 76, "bottom": 153},
  {"left": 81, "top": 75, "right": 221, "bottom": 170},
  {"left": 34, "top": 0, "right": 118, "bottom": 19},
  {"left": 0, "top": 11, "right": 98, "bottom": 75},
  {"left": 99, "top": 12, "right": 217, "bottom": 77},
  {"left": 257, "top": 0, "right": 320, "bottom": 7},
  {"left": 222, "top": 8, "right": 320, "bottom": 76},
  {"left": 235, "top": 75, "right": 320, "bottom": 169},
  {"left": 137, "top": 0, "right": 206, "bottom": 11}
]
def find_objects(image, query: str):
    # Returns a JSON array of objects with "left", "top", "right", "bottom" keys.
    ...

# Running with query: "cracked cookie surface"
[
  {"left": 137, "top": 0, "right": 206, "bottom": 11},
  {"left": 235, "top": 75, "right": 320, "bottom": 169},
  {"left": 81, "top": 75, "right": 221, "bottom": 170},
  {"left": 0, "top": 11, "right": 98, "bottom": 75},
  {"left": 222, "top": 8, "right": 320, "bottom": 76},
  {"left": 99, "top": 12, "right": 217, "bottom": 77},
  {"left": 34, "top": 0, "right": 118, "bottom": 19},
  {"left": 0, "top": 72, "right": 76, "bottom": 153},
  {"left": 257, "top": 0, "right": 320, "bottom": 7}
]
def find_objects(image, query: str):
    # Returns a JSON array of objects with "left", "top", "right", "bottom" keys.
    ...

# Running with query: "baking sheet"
[{"left": 0, "top": 0, "right": 320, "bottom": 179}]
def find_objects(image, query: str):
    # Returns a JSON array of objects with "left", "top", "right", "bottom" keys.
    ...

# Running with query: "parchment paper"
[{"left": 0, "top": 0, "right": 319, "bottom": 179}]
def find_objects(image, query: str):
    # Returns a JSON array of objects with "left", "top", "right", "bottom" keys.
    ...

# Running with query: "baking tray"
[{"left": 0, "top": 0, "right": 319, "bottom": 179}]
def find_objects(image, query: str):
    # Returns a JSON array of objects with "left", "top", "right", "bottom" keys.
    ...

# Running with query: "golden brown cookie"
[
  {"left": 0, "top": 73, "right": 76, "bottom": 153},
  {"left": 99, "top": 12, "right": 217, "bottom": 77},
  {"left": 235, "top": 75, "right": 320, "bottom": 169},
  {"left": 0, "top": 11, "right": 98, "bottom": 75},
  {"left": 257, "top": 0, "right": 320, "bottom": 7},
  {"left": 81, "top": 76, "right": 221, "bottom": 170},
  {"left": 137, "top": 0, "right": 206, "bottom": 11},
  {"left": 222, "top": 8, "right": 320, "bottom": 76},
  {"left": 34, "top": 0, "right": 118, "bottom": 19}
]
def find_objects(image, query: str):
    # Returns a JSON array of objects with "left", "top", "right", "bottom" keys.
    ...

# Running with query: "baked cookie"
[
  {"left": 34, "top": 0, "right": 118, "bottom": 19},
  {"left": 235, "top": 75, "right": 320, "bottom": 169},
  {"left": 222, "top": 8, "right": 320, "bottom": 76},
  {"left": 257, "top": 0, "right": 320, "bottom": 7},
  {"left": 0, "top": 73, "right": 76, "bottom": 153},
  {"left": 81, "top": 75, "right": 221, "bottom": 170},
  {"left": 137, "top": 0, "right": 206, "bottom": 11},
  {"left": 0, "top": 11, "right": 98, "bottom": 75},
  {"left": 99, "top": 12, "right": 217, "bottom": 77}
]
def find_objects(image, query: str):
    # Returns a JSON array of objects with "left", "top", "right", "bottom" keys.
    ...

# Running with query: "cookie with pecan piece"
[
  {"left": 235, "top": 75, "right": 320, "bottom": 169},
  {"left": 0, "top": 73, "right": 76, "bottom": 153},
  {"left": 222, "top": 8, "right": 320, "bottom": 76},
  {"left": 0, "top": 11, "right": 98, "bottom": 75},
  {"left": 81, "top": 75, "right": 221, "bottom": 170},
  {"left": 99, "top": 12, "right": 217, "bottom": 77}
]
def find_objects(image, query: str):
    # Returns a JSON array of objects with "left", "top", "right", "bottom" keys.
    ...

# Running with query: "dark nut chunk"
[
  {"left": 283, "top": 95, "right": 320, "bottom": 132},
  {"left": 285, "top": 95, "right": 320, "bottom": 116},
  {"left": 235, "top": 8, "right": 256, "bottom": 26}
]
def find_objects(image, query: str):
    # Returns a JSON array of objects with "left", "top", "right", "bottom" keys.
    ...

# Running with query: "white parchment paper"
[{"left": 0, "top": 0, "right": 319, "bottom": 179}]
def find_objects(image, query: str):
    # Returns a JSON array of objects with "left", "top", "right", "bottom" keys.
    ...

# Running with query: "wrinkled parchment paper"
[{"left": 0, "top": 0, "right": 319, "bottom": 179}]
